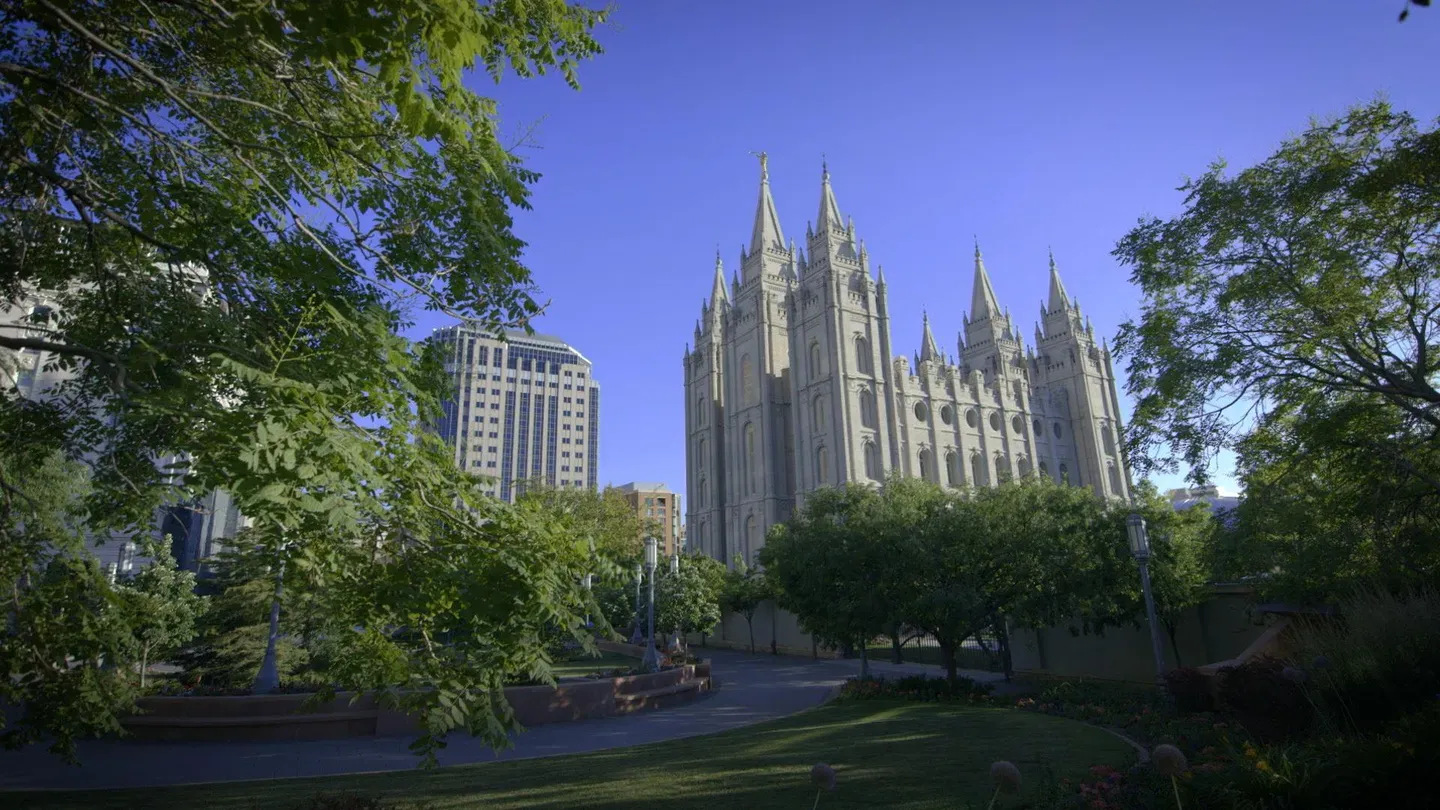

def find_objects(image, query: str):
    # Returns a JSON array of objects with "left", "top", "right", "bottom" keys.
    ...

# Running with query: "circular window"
[
  {"left": 1053, "top": 422, "right": 1064, "bottom": 439},
  {"left": 1033, "top": 419, "right": 1043, "bottom": 436},
  {"left": 965, "top": 409, "right": 978, "bottom": 428},
  {"left": 940, "top": 405, "right": 954, "bottom": 425},
  {"left": 989, "top": 412, "right": 1001, "bottom": 432},
  {"left": 914, "top": 402, "right": 928, "bottom": 422},
  {"left": 1012, "top": 415, "right": 1024, "bottom": 435}
]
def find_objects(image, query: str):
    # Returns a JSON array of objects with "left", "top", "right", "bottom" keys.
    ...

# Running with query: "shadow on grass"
[{"left": 15, "top": 701, "right": 1136, "bottom": 810}]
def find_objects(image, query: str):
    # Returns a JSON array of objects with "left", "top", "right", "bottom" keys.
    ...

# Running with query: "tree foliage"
[
  {"left": 1114, "top": 100, "right": 1440, "bottom": 603},
  {"left": 763, "top": 476, "right": 1217, "bottom": 682},
  {"left": 719, "top": 559, "right": 772, "bottom": 653},
  {"left": 115, "top": 543, "right": 206, "bottom": 688},
  {"left": 654, "top": 554, "right": 722, "bottom": 640},
  {"left": 1114, "top": 100, "right": 1439, "bottom": 490},
  {"left": 0, "top": 0, "right": 611, "bottom": 764}
]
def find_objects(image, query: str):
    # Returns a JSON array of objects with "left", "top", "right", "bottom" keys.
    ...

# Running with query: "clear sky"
[{"left": 414, "top": 0, "right": 1440, "bottom": 500}]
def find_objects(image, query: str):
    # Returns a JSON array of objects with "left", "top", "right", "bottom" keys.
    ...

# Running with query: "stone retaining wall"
[{"left": 122, "top": 663, "right": 710, "bottom": 743}]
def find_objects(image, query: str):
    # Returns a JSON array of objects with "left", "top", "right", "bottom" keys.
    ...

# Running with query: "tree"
[
  {"left": 1114, "top": 101, "right": 1440, "bottom": 492},
  {"left": 719, "top": 560, "right": 772, "bottom": 653},
  {"left": 654, "top": 555, "right": 722, "bottom": 648},
  {"left": 0, "top": 0, "right": 611, "bottom": 764},
  {"left": 115, "top": 543, "right": 206, "bottom": 689},
  {"left": 1114, "top": 100, "right": 1440, "bottom": 605},
  {"left": 762, "top": 481, "right": 921, "bottom": 677}
]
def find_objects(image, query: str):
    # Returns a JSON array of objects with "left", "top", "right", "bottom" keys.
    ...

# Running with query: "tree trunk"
[
  {"left": 995, "top": 620, "right": 1013, "bottom": 683},
  {"left": 859, "top": 641, "right": 870, "bottom": 679},
  {"left": 1164, "top": 619, "right": 1183, "bottom": 668},
  {"left": 940, "top": 640, "right": 959, "bottom": 686},
  {"left": 889, "top": 625, "right": 903, "bottom": 665},
  {"left": 745, "top": 614, "right": 755, "bottom": 654},
  {"left": 140, "top": 643, "right": 149, "bottom": 689}
]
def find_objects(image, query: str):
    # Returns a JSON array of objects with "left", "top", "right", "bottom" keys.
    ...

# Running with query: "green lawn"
[
  {"left": 14, "top": 700, "right": 1137, "bottom": 809},
  {"left": 547, "top": 650, "right": 639, "bottom": 680}
]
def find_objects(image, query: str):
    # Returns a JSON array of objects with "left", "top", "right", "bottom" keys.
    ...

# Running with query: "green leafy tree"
[
  {"left": 0, "top": 450, "right": 139, "bottom": 760},
  {"left": 654, "top": 555, "right": 722, "bottom": 646},
  {"left": 1114, "top": 100, "right": 1440, "bottom": 602},
  {"left": 719, "top": 560, "right": 772, "bottom": 653},
  {"left": 0, "top": 0, "right": 610, "bottom": 763},
  {"left": 115, "top": 543, "right": 206, "bottom": 688},
  {"left": 1115, "top": 100, "right": 1439, "bottom": 491}
]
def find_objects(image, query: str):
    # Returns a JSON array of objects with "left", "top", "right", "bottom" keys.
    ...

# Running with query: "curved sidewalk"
[{"left": 0, "top": 648, "right": 1000, "bottom": 792}]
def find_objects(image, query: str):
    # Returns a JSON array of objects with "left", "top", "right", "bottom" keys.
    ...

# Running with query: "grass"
[
  {"left": 13, "top": 700, "right": 1137, "bottom": 809},
  {"left": 546, "top": 650, "right": 639, "bottom": 680}
]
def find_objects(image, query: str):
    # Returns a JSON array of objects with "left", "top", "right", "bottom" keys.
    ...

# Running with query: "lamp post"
[
  {"left": 641, "top": 537, "right": 662, "bottom": 672},
  {"left": 630, "top": 562, "right": 644, "bottom": 645},
  {"left": 1126, "top": 513, "right": 1167, "bottom": 685},
  {"left": 668, "top": 551, "right": 684, "bottom": 653}
]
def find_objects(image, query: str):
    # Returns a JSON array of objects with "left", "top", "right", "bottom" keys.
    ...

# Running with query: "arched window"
[
  {"left": 698, "top": 476, "right": 707, "bottom": 507},
  {"left": 1059, "top": 463, "right": 1070, "bottom": 485},
  {"left": 697, "top": 396, "right": 706, "bottom": 426},
  {"left": 1039, "top": 460, "right": 1050, "bottom": 479},
  {"left": 1109, "top": 463, "right": 1123, "bottom": 494},
  {"left": 745, "top": 515, "right": 758, "bottom": 564},
  {"left": 864, "top": 441, "right": 880, "bottom": 480},
  {"left": 1017, "top": 456, "right": 1032, "bottom": 478},
  {"left": 1102, "top": 424, "right": 1116, "bottom": 456},
  {"left": 966, "top": 409, "right": 979, "bottom": 428},
  {"left": 971, "top": 453, "right": 985, "bottom": 486},
  {"left": 741, "top": 354, "right": 757, "bottom": 406},
  {"left": 816, "top": 446, "right": 829, "bottom": 485},
  {"left": 989, "top": 412, "right": 1002, "bottom": 432},
  {"left": 995, "top": 455, "right": 1009, "bottom": 483},
  {"left": 809, "top": 342, "right": 823, "bottom": 378},
  {"left": 941, "top": 405, "right": 954, "bottom": 425},
  {"left": 855, "top": 336, "right": 872, "bottom": 374},
  {"left": 697, "top": 438, "right": 707, "bottom": 473},
  {"left": 914, "top": 402, "right": 929, "bottom": 422},
  {"left": 1012, "top": 415, "right": 1024, "bottom": 435},
  {"left": 813, "top": 395, "right": 827, "bottom": 432},
  {"left": 859, "top": 388, "right": 877, "bottom": 429},
  {"left": 946, "top": 450, "right": 960, "bottom": 486},
  {"left": 744, "top": 423, "right": 757, "bottom": 494},
  {"left": 918, "top": 448, "right": 934, "bottom": 482},
  {"left": 1033, "top": 418, "right": 1043, "bottom": 436}
]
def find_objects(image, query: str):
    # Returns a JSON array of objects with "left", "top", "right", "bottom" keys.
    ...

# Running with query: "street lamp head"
[
  {"left": 644, "top": 536, "right": 658, "bottom": 569},
  {"left": 670, "top": 552, "right": 680, "bottom": 574},
  {"left": 1126, "top": 513, "right": 1150, "bottom": 559}
]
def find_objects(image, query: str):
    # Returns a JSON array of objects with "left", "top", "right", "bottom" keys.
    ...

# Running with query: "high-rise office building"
[
  {"left": 613, "top": 482, "right": 682, "bottom": 557},
  {"left": 431, "top": 326, "right": 599, "bottom": 501}
]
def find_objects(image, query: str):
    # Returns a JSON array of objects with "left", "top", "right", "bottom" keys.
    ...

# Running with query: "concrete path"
[{"left": 0, "top": 648, "right": 1002, "bottom": 792}]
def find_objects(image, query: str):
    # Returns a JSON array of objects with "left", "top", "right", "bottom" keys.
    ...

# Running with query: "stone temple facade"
[{"left": 683, "top": 157, "right": 1131, "bottom": 568}]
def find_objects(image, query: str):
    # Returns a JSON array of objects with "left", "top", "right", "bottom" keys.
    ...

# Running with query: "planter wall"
[{"left": 122, "top": 663, "right": 710, "bottom": 743}]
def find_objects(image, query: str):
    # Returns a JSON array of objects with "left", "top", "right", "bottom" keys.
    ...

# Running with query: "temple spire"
[
  {"left": 710, "top": 250, "right": 728, "bottom": 306},
  {"left": 919, "top": 311, "right": 941, "bottom": 363},
  {"left": 970, "top": 239, "right": 1002, "bottom": 320},
  {"left": 1047, "top": 247, "right": 1071, "bottom": 312},
  {"left": 748, "top": 151, "right": 785, "bottom": 255},
  {"left": 817, "top": 160, "right": 843, "bottom": 232}
]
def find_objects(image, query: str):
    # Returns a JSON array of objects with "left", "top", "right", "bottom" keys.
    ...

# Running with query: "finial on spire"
[
  {"left": 822, "top": 152, "right": 828, "bottom": 177},
  {"left": 749, "top": 150, "right": 769, "bottom": 182},
  {"left": 974, "top": 235, "right": 981, "bottom": 260}
]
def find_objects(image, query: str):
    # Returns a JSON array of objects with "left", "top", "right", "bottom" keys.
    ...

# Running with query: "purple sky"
[{"left": 416, "top": 0, "right": 1440, "bottom": 499}]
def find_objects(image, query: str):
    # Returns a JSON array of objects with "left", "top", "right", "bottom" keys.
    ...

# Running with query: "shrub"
[
  {"left": 1216, "top": 656, "right": 1312, "bottom": 742},
  {"left": 838, "top": 674, "right": 993, "bottom": 703},
  {"left": 1288, "top": 586, "right": 1440, "bottom": 732},
  {"left": 283, "top": 794, "right": 429, "bottom": 810},
  {"left": 1163, "top": 667, "right": 1216, "bottom": 714}
]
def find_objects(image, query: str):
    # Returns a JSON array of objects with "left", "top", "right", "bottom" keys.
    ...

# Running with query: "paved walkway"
[{"left": 0, "top": 648, "right": 1002, "bottom": 792}]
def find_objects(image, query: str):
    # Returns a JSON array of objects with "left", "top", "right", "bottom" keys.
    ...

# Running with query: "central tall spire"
[
  {"left": 749, "top": 151, "right": 785, "bottom": 255},
  {"left": 1046, "top": 248, "right": 1071, "bottom": 312}
]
